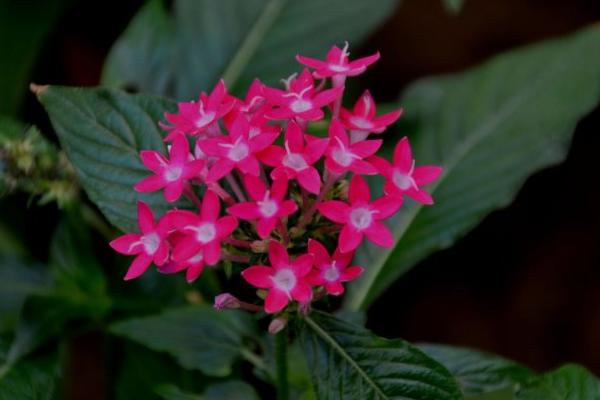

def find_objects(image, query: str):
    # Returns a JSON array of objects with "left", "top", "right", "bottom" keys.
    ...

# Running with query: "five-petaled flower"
[
  {"left": 242, "top": 241, "right": 314, "bottom": 313},
  {"left": 166, "top": 190, "right": 238, "bottom": 265},
  {"left": 306, "top": 239, "right": 363, "bottom": 295},
  {"left": 260, "top": 121, "right": 328, "bottom": 194},
  {"left": 110, "top": 201, "right": 169, "bottom": 280},
  {"left": 264, "top": 69, "right": 343, "bottom": 121},
  {"left": 162, "top": 80, "right": 235, "bottom": 140},
  {"left": 319, "top": 174, "right": 402, "bottom": 253},
  {"left": 324, "top": 119, "right": 381, "bottom": 175},
  {"left": 340, "top": 90, "right": 403, "bottom": 142},
  {"left": 296, "top": 42, "right": 380, "bottom": 80},
  {"left": 134, "top": 134, "right": 205, "bottom": 202},
  {"left": 228, "top": 175, "right": 298, "bottom": 239},
  {"left": 370, "top": 137, "right": 443, "bottom": 205},
  {"left": 198, "top": 114, "right": 278, "bottom": 181}
]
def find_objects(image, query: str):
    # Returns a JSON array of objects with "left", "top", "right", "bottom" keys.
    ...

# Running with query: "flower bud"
[
  {"left": 268, "top": 316, "right": 288, "bottom": 334},
  {"left": 214, "top": 293, "right": 241, "bottom": 311}
]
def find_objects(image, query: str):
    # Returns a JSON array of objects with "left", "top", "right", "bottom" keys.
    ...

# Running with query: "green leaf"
[
  {"left": 156, "top": 381, "right": 260, "bottom": 400},
  {"left": 102, "top": 0, "right": 400, "bottom": 97},
  {"left": 466, "top": 387, "right": 514, "bottom": 400},
  {"left": 346, "top": 25, "right": 600, "bottom": 310},
  {"left": 299, "top": 311, "right": 462, "bottom": 400},
  {"left": 0, "top": 356, "right": 58, "bottom": 400},
  {"left": 34, "top": 85, "right": 180, "bottom": 232},
  {"left": 442, "top": 0, "right": 464, "bottom": 14},
  {"left": 110, "top": 305, "right": 257, "bottom": 377},
  {"left": 516, "top": 364, "right": 600, "bottom": 400},
  {"left": 0, "top": 257, "right": 49, "bottom": 333},
  {"left": 418, "top": 344, "right": 533, "bottom": 397}
]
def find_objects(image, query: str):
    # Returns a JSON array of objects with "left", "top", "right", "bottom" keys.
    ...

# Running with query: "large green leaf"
[
  {"left": 418, "top": 344, "right": 533, "bottom": 397},
  {"left": 517, "top": 364, "right": 600, "bottom": 400},
  {"left": 35, "top": 85, "right": 178, "bottom": 232},
  {"left": 102, "top": 0, "right": 400, "bottom": 98},
  {"left": 0, "top": 357, "right": 57, "bottom": 400},
  {"left": 110, "top": 305, "right": 257, "bottom": 377},
  {"left": 346, "top": 25, "right": 600, "bottom": 310},
  {"left": 156, "top": 381, "right": 260, "bottom": 400},
  {"left": 299, "top": 311, "right": 462, "bottom": 400}
]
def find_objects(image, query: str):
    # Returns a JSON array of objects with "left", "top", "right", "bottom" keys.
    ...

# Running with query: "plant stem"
[
  {"left": 224, "top": 237, "right": 252, "bottom": 248},
  {"left": 222, "top": 252, "right": 250, "bottom": 264},
  {"left": 184, "top": 185, "right": 202, "bottom": 209},
  {"left": 297, "top": 173, "right": 338, "bottom": 229},
  {"left": 209, "top": 182, "right": 235, "bottom": 206},
  {"left": 275, "top": 330, "right": 289, "bottom": 400},
  {"left": 277, "top": 219, "right": 289, "bottom": 246},
  {"left": 225, "top": 174, "right": 246, "bottom": 202}
]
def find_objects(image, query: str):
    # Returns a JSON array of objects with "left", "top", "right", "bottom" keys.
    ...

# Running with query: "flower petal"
[
  {"left": 291, "top": 281, "right": 313, "bottom": 303},
  {"left": 110, "top": 233, "right": 142, "bottom": 255},
  {"left": 318, "top": 201, "right": 350, "bottom": 223},
  {"left": 164, "top": 179, "right": 185, "bottom": 203},
  {"left": 413, "top": 166, "right": 443, "bottom": 186},
  {"left": 393, "top": 137, "right": 413, "bottom": 172},
  {"left": 124, "top": 254, "right": 153, "bottom": 281},
  {"left": 348, "top": 174, "right": 371, "bottom": 204},
  {"left": 217, "top": 215, "right": 238, "bottom": 237},
  {"left": 364, "top": 221, "right": 394, "bottom": 248},
  {"left": 269, "top": 241, "right": 289, "bottom": 269},
  {"left": 308, "top": 239, "right": 331, "bottom": 268},
  {"left": 257, "top": 217, "right": 277, "bottom": 239},
  {"left": 243, "top": 174, "right": 267, "bottom": 201},
  {"left": 228, "top": 202, "right": 260, "bottom": 220},
  {"left": 137, "top": 201, "right": 155, "bottom": 233},
  {"left": 242, "top": 266, "right": 274, "bottom": 288},
  {"left": 371, "top": 196, "right": 402, "bottom": 219},
  {"left": 201, "top": 190, "right": 221, "bottom": 221},
  {"left": 296, "top": 166, "right": 321, "bottom": 194},
  {"left": 339, "top": 225, "right": 363, "bottom": 253},
  {"left": 265, "top": 289, "right": 289, "bottom": 313},
  {"left": 134, "top": 175, "right": 165, "bottom": 193},
  {"left": 292, "top": 254, "right": 314, "bottom": 277},
  {"left": 341, "top": 266, "right": 364, "bottom": 282}
]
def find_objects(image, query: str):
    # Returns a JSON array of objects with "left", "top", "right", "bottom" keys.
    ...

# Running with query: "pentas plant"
[{"left": 110, "top": 43, "right": 443, "bottom": 322}]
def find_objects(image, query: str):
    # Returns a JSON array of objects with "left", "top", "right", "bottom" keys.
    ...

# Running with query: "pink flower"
[
  {"left": 241, "top": 241, "right": 314, "bottom": 313},
  {"left": 318, "top": 174, "right": 402, "bottom": 253},
  {"left": 340, "top": 90, "right": 403, "bottom": 137},
  {"left": 227, "top": 175, "right": 297, "bottom": 239},
  {"left": 264, "top": 69, "right": 343, "bottom": 121},
  {"left": 259, "top": 121, "right": 328, "bottom": 194},
  {"left": 296, "top": 42, "right": 380, "bottom": 79},
  {"left": 306, "top": 239, "right": 363, "bottom": 295},
  {"left": 157, "top": 232, "right": 206, "bottom": 283},
  {"left": 370, "top": 137, "right": 443, "bottom": 205},
  {"left": 197, "top": 114, "right": 278, "bottom": 181},
  {"left": 227, "top": 79, "right": 266, "bottom": 116},
  {"left": 110, "top": 201, "right": 169, "bottom": 280},
  {"left": 134, "top": 135, "right": 205, "bottom": 202},
  {"left": 324, "top": 119, "right": 382, "bottom": 175},
  {"left": 165, "top": 190, "right": 238, "bottom": 265},
  {"left": 162, "top": 80, "right": 235, "bottom": 140}
]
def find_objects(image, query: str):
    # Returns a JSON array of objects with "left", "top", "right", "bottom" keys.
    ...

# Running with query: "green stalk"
[{"left": 275, "top": 330, "right": 289, "bottom": 400}]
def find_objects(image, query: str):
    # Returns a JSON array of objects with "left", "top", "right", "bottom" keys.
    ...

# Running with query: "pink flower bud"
[
  {"left": 268, "top": 316, "right": 288, "bottom": 334},
  {"left": 214, "top": 293, "right": 241, "bottom": 310}
]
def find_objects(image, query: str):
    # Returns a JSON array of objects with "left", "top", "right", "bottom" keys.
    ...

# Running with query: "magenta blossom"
[
  {"left": 370, "top": 137, "right": 443, "bottom": 205},
  {"left": 227, "top": 175, "right": 298, "bottom": 239},
  {"left": 228, "top": 79, "right": 266, "bottom": 116},
  {"left": 110, "top": 201, "right": 169, "bottom": 280},
  {"left": 264, "top": 69, "right": 343, "bottom": 121},
  {"left": 134, "top": 135, "right": 205, "bottom": 202},
  {"left": 198, "top": 114, "right": 278, "bottom": 182},
  {"left": 324, "top": 119, "right": 381, "bottom": 175},
  {"left": 306, "top": 239, "right": 363, "bottom": 295},
  {"left": 241, "top": 241, "right": 314, "bottom": 313},
  {"left": 166, "top": 190, "right": 238, "bottom": 265},
  {"left": 296, "top": 42, "right": 380, "bottom": 79},
  {"left": 157, "top": 232, "right": 207, "bottom": 283},
  {"left": 340, "top": 90, "right": 403, "bottom": 140},
  {"left": 259, "top": 121, "right": 328, "bottom": 194},
  {"left": 318, "top": 175, "right": 402, "bottom": 253},
  {"left": 162, "top": 80, "right": 235, "bottom": 140}
]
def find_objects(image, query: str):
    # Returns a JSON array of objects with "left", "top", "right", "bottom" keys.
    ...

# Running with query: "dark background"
[{"left": 11, "top": 0, "right": 600, "bottom": 385}]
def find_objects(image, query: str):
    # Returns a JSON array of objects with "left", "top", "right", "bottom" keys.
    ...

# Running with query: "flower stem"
[
  {"left": 297, "top": 173, "right": 338, "bottom": 229},
  {"left": 277, "top": 219, "right": 289, "bottom": 246},
  {"left": 224, "top": 237, "right": 252, "bottom": 249},
  {"left": 184, "top": 185, "right": 203, "bottom": 209},
  {"left": 209, "top": 182, "right": 235, "bottom": 206},
  {"left": 275, "top": 330, "right": 289, "bottom": 400},
  {"left": 222, "top": 252, "right": 251, "bottom": 264},
  {"left": 225, "top": 174, "right": 246, "bottom": 202}
]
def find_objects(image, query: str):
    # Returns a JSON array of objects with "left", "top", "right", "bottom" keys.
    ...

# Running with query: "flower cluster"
[{"left": 110, "top": 43, "right": 442, "bottom": 315}]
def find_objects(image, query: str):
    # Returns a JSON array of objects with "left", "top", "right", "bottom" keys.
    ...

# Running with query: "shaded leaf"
[
  {"left": 299, "top": 311, "right": 462, "bottom": 399},
  {"left": 516, "top": 364, "right": 600, "bottom": 400},
  {"left": 418, "top": 344, "right": 533, "bottom": 397},
  {"left": 442, "top": 0, "right": 464, "bottom": 14},
  {"left": 0, "top": 357, "right": 57, "bottom": 400},
  {"left": 35, "top": 85, "right": 181, "bottom": 232},
  {"left": 102, "top": 0, "right": 400, "bottom": 97},
  {"left": 110, "top": 306, "right": 257, "bottom": 377},
  {"left": 346, "top": 25, "right": 600, "bottom": 309},
  {"left": 156, "top": 381, "right": 260, "bottom": 400}
]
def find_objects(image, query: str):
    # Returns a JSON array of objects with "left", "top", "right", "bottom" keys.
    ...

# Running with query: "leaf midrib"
[
  {"left": 347, "top": 38, "right": 579, "bottom": 310},
  {"left": 304, "top": 315, "right": 389, "bottom": 399}
]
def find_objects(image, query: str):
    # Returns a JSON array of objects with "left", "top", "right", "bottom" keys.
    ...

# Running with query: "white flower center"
[
  {"left": 350, "top": 116, "right": 374, "bottom": 130},
  {"left": 329, "top": 64, "right": 348, "bottom": 72},
  {"left": 195, "top": 223, "right": 216, "bottom": 243},
  {"left": 323, "top": 263, "right": 340, "bottom": 282},
  {"left": 195, "top": 111, "right": 215, "bottom": 128},
  {"left": 258, "top": 198, "right": 278, "bottom": 218},
  {"left": 272, "top": 268, "right": 296, "bottom": 292},
  {"left": 282, "top": 153, "right": 308, "bottom": 171},
  {"left": 140, "top": 233, "right": 160, "bottom": 255},
  {"left": 350, "top": 207, "right": 373, "bottom": 230},
  {"left": 188, "top": 250, "right": 204, "bottom": 264},
  {"left": 164, "top": 166, "right": 183, "bottom": 182},
  {"left": 331, "top": 146, "right": 356, "bottom": 167},
  {"left": 227, "top": 139, "right": 250, "bottom": 162},
  {"left": 393, "top": 169, "right": 415, "bottom": 190},
  {"left": 289, "top": 99, "right": 312, "bottom": 113}
]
